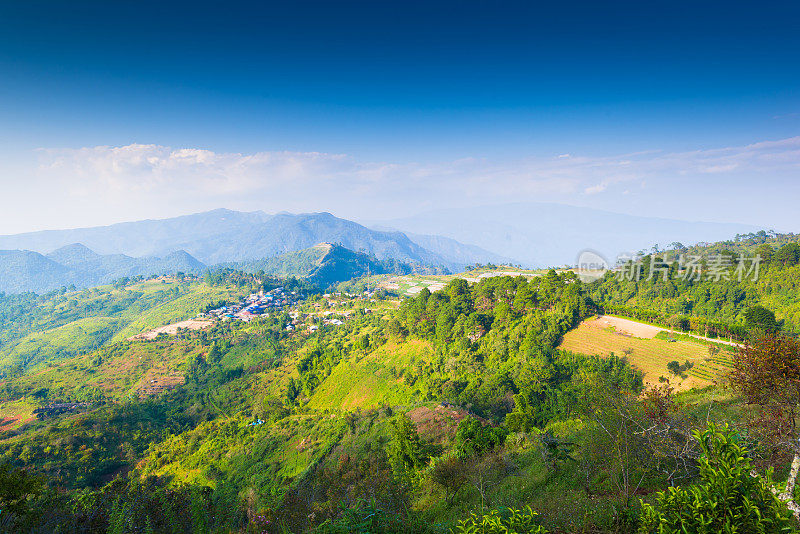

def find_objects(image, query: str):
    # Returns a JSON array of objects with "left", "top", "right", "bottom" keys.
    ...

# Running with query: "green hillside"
[
  {"left": 1, "top": 257, "right": 799, "bottom": 533},
  {"left": 0, "top": 277, "right": 247, "bottom": 373},
  {"left": 231, "top": 242, "right": 415, "bottom": 287},
  {"left": 590, "top": 233, "right": 800, "bottom": 336}
]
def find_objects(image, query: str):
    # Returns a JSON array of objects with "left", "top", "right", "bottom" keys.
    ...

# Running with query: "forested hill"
[
  {"left": 0, "top": 270, "right": 650, "bottom": 533},
  {"left": 5, "top": 236, "right": 800, "bottom": 532},
  {"left": 589, "top": 231, "right": 800, "bottom": 338},
  {"left": 226, "top": 242, "right": 417, "bottom": 287},
  {"left": 0, "top": 244, "right": 206, "bottom": 293}
]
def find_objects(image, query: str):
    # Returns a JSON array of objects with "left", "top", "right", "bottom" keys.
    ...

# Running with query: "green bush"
[
  {"left": 453, "top": 418, "right": 508, "bottom": 458},
  {"left": 639, "top": 423, "right": 796, "bottom": 534},
  {"left": 451, "top": 507, "right": 547, "bottom": 534}
]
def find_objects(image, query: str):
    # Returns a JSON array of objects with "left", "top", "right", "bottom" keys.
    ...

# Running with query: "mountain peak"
[{"left": 46, "top": 243, "right": 101, "bottom": 266}]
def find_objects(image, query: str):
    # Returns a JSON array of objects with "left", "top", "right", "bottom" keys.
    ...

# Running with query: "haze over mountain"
[
  {"left": 0, "top": 244, "right": 206, "bottom": 294},
  {"left": 0, "top": 205, "right": 767, "bottom": 294},
  {"left": 0, "top": 210, "right": 479, "bottom": 268},
  {"left": 375, "top": 202, "right": 763, "bottom": 267},
  {"left": 0, "top": 210, "right": 507, "bottom": 292}
]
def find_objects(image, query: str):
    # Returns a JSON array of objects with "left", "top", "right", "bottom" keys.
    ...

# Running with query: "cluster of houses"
[
  {"left": 200, "top": 287, "right": 304, "bottom": 323},
  {"left": 197, "top": 288, "right": 370, "bottom": 334}
]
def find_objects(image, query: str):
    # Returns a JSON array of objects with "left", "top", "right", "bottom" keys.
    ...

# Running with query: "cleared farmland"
[{"left": 558, "top": 318, "right": 734, "bottom": 390}]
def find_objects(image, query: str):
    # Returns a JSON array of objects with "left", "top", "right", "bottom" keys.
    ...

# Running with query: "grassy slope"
[
  {"left": 0, "top": 317, "right": 120, "bottom": 368},
  {"left": 110, "top": 284, "right": 238, "bottom": 342},
  {"left": 0, "top": 280, "right": 244, "bottom": 369},
  {"left": 138, "top": 413, "right": 346, "bottom": 490},
  {"left": 0, "top": 399, "right": 37, "bottom": 432},
  {"left": 308, "top": 339, "right": 436, "bottom": 411},
  {"left": 7, "top": 340, "right": 205, "bottom": 401}
]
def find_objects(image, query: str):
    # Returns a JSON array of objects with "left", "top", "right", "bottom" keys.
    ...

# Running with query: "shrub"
[
  {"left": 451, "top": 507, "right": 547, "bottom": 534},
  {"left": 638, "top": 423, "right": 796, "bottom": 534},
  {"left": 453, "top": 418, "right": 508, "bottom": 458}
]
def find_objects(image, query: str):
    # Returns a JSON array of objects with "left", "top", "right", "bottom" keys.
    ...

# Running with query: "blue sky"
[{"left": 0, "top": 0, "right": 798, "bottom": 233}]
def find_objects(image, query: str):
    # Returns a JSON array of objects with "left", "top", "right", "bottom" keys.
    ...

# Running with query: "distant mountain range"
[
  {"left": 0, "top": 244, "right": 205, "bottom": 293},
  {"left": 0, "top": 210, "right": 506, "bottom": 293},
  {"left": 0, "top": 204, "right": 763, "bottom": 293},
  {"left": 0, "top": 209, "right": 503, "bottom": 268},
  {"left": 372, "top": 202, "right": 763, "bottom": 267}
]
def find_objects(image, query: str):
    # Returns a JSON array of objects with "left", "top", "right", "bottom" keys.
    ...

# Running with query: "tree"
[
  {"left": 755, "top": 243, "right": 774, "bottom": 264},
  {"left": 774, "top": 243, "right": 800, "bottom": 267},
  {"left": 428, "top": 455, "right": 468, "bottom": 505},
  {"left": 639, "top": 424, "right": 796, "bottom": 533},
  {"left": 730, "top": 332, "right": 800, "bottom": 518},
  {"left": 743, "top": 305, "right": 779, "bottom": 331},
  {"left": 452, "top": 418, "right": 507, "bottom": 458},
  {"left": 666, "top": 360, "right": 680, "bottom": 375},
  {"left": 0, "top": 463, "right": 42, "bottom": 519},
  {"left": 388, "top": 414, "right": 426, "bottom": 484},
  {"left": 385, "top": 318, "right": 407, "bottom": 342},
  {"left": 536, "top": 430, "right": 575, "bottom": 472},
  {"left": 505, "top": 394, "right": 537, "bottom": 433}
]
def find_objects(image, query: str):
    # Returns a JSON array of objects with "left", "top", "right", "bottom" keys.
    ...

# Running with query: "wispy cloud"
[{"left": 9, "top": 136, "right": 800, "bottom": 232}]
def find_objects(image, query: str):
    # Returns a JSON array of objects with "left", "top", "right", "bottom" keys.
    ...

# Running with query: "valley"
[{"left": 1, "top": 232, "right": 799, "bottom": 533}]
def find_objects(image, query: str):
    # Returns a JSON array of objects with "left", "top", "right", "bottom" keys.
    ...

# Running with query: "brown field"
[
  {"left": 559, "top": 318, "right": 734, "bottom": 391},
  {"left": 594, "top": 315, "right": 663, "bottom": 338},
  {"left": 407, "top": 404, "right": 470, "bottom": 444}
]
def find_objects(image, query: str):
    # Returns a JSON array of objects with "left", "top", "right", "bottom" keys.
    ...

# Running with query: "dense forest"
[
  {"left": 2, "top": 236, "right": 800, "bottom": 532},
  {"left": 591, "top": 236, "right": 800, "bottom": 338}
]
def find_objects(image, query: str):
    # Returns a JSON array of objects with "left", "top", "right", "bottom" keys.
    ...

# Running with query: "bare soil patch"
[
  {"left": 130, "top": 319, "right": 213, "bottom": 341},
  {"left": 407, "top": 404, "right": 470, "bottom": 444},
  {"left": 593, "top": 315, "right": 664, "bottom": 339}
]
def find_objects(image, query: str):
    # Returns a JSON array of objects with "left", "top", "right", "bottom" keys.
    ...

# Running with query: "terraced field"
[
  {"left": 559, "top": 317, "right": 735, "bottom": 390},
  {"left": 688, "top": 351, "right": 734, "bottom": 383}
]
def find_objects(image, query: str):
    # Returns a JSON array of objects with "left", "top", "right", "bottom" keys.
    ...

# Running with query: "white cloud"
[
  {"left": 585, "top": 182, "right": 608, "bottom": 194},
  {"left": 3, "top": 135, "right": 797, "bottom": 233}
]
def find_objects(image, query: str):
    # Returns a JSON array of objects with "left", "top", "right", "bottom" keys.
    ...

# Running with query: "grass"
[
  {"left": 110, "top": 284, "right": 242, "bottom": 342},
  {"left": 308, "top": 339, "right": 436, "bottom": 410},
  {"left": 138, "top": 412, "right": 346, "bottom": 497},
  {"left": 0, "top": 399, "right": 36, "bottom": 432},
  {"left": 0, "top": 280, "right": 246, "bottom": 370},
  {"left": 558, "top": 320, "right": 734, "bottom": 390},
  {"left": 9, "top": 340, "right": 205, "bottom": 401},
  {"left": 0, "top": 316, "right": 120, "bottom": 368}
]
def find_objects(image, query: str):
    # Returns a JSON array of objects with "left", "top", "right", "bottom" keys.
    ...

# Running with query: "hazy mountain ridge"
[
  {"left": 0, "top": 210, "right": 497, "bottom": 276},
  {"left": 0, "top": 245, "right": 207, "bottom": 293},
  {"left": 377, "top": 202, "right": 763, "bottom": 267},
  {"left": 0, "top": 209, "right": 272, "bottom": 257},
  {"left": 389, "top": 231, "right": 512, "bottom": 267}
]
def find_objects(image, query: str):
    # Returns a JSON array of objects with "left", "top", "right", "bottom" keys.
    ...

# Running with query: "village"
[
  {"left": 199, "top": 286, "right": 305, "bottom": 322},
  {"left": 197, "top": 285, "right": 387, "bottom": 334}
]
